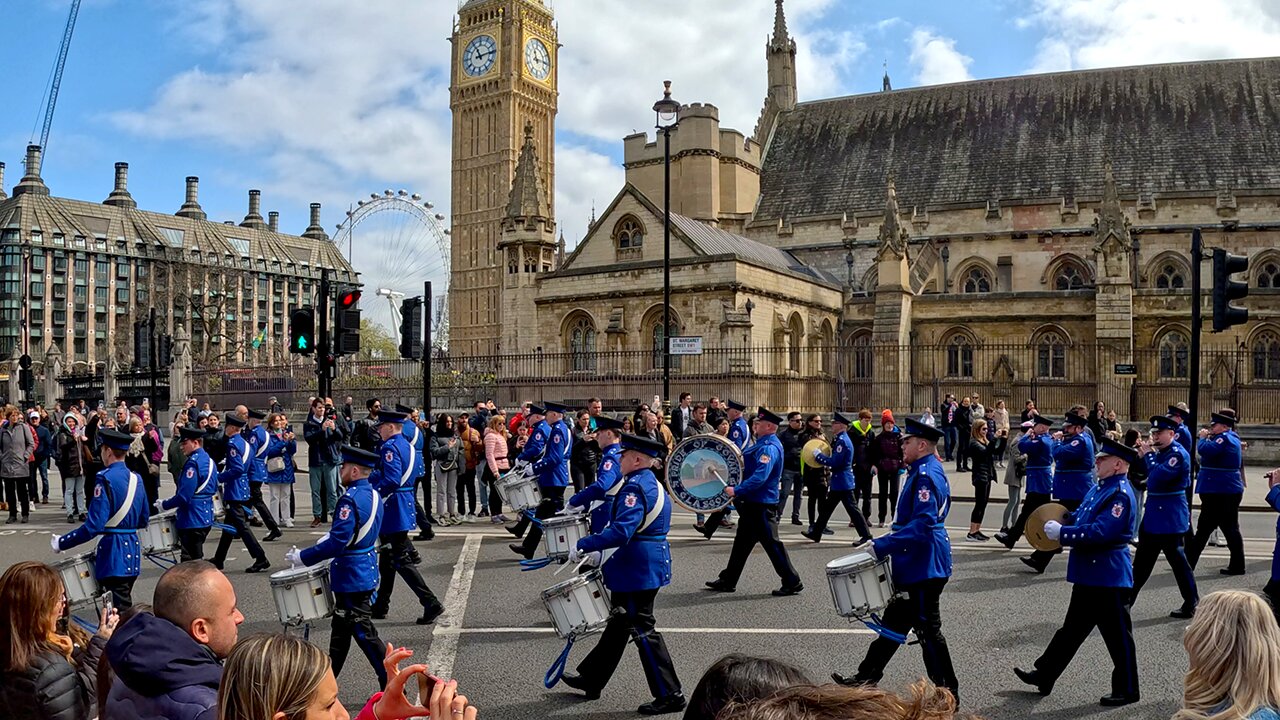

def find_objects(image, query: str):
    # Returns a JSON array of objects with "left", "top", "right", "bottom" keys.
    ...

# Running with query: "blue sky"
[{"left": 3, "top": 0, "right": 1277, "bottom": 328}]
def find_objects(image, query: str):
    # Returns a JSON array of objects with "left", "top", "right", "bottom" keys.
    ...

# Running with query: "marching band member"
[
  {"left": 833, "top": 418, "right": 957, "bottom": 703},
  {"left": 996, "top": 414, "right": 1054, "bottom": 549},
  {"left": 801, "top": 411, "right": 873, "bottom": 546},
  {"left": 1015, "top": 437, "right": 1140, "bottom": 708},
  {"left": 243, "top": 407, "right": 282, "bottom": 542},
  {"left": 158, "top": 426, "right": 217, "bottom": 561},
  {"left": 288, "top": 445, "right": 388, "bottom": 688},
  {"left": 1131, "top": 414, "right": 1198, "bottom": 618},
  {"left": 563, "top": 415, "right": 626, "bottom": 532},
  {"left": 210, "top": 414, "right": 272, "bottom": 574},
  {"left": 1186, "top": 410, "right": 1246, "bottom": 575},
  {"left": 705, "top": 407, "right": 803, "bottom": 597},
  {"left": 1021, "top": 412, "right": 1094, "bottom": 574},
  {"left": 510, "top": 401, "right": 573, "bottom": 559},
  {"left": 369, "top": 409, "right": 444, "bottom": 625},
  {"left": 561, "top": 433, "right": 685, "bottom": 716},
  {"left": 507, "top": 404, "right": 549, "bottom": 542},
  {"left": 51, "top": 427, "right": 150, "bottom": 609},
  {"left": 696, "top": 400, "right": 747, "bottom": 539},
  {"left": 396, "top": 404, "right": 431, "bottom": 542}
]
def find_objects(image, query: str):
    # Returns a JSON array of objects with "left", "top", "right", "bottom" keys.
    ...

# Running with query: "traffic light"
[
  {"left": 290, "top": 308, "right": 316, "bottom": 355},
  {"left": 399, "top": 297, "right": 423, "bottom": 360},
  {"left": 19, "top": 368, "right": 34, "bottom": 394},
  {"left": 334, "top": 288, "right": 362, "bottom": 356},
  {"left": 1212, "top": 248, "right": 1249, "bottom": 332},
  {"left": 133, "top": 319, "right": 152, "bottom": 369},
  {"left": 156, "top": 334, "right": 174, "bottom": 369},
  {"left": 18, "top": 353, "right": 31, "bottom": 370}
]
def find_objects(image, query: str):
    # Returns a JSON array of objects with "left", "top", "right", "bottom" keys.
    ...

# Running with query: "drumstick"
[{"left": 709, "top": 468, "right": 728, "bottom": 487}]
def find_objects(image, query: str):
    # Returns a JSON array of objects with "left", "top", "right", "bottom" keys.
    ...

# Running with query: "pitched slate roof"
[{"left": 755, "top": 57, "right": 1280, "bottom": 222}]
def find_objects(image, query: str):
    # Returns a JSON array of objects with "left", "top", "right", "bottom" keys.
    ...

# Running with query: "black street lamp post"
[{"left": 654, "top": 80, "right": 680, "bottom": 406}]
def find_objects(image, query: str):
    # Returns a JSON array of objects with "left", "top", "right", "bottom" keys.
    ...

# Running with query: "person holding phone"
[{"left": 264, "top": 413, "right": 297, "bottom": 529}]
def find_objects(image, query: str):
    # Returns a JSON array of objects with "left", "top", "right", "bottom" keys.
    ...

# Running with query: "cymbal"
[
  {"left": 802, "top": 438, "right": 831, "bottom": 467},
  {"left": 1026, "top": 502, "right": 1070, "bottom": 552}
]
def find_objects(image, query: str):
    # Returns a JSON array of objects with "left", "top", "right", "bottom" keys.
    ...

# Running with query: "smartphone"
[
  {"left": 415, "top": 671, "right": 443, "bottom": 702},
  {"left": 103, "top": 594, "right": 113, "bottom": 617}
]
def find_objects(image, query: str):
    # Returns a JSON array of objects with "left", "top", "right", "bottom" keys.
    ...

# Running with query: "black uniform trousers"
[
  {"left": 1027, "top": 498, "right": 1081, "bottom": 569},
  {"left": 576, "top": 588, "right": 681, "bottom": 700},
  {"left": 247, "top": 481, "right": 281, "bottom": 534},
  {"left": 1130, "top": 529, "right": 1198, "bottom": 611},
  {"left": 177, "top": 527, "right": 211, "bottom": 562},
  {"left": 372, "top": 531, "right": 441, "bottom": 615},
  {"left": 855, "top": 577, "right": 958, "bottom": 701},
  {"left": 1264, "top": 579, "right": 1280, "bottom": 627},
  {"left": 332, "top": 590, "right": 387, "bottom": 689},
  {"left": 810, "top": 490, "right": 871, "bottom": 539},
  {"left": 715, "top": 501, "right": 801, "bottom": 589},
  {"left": 1186, "top": 493, "right": 1245, "bottom": 573},
  {"left": 1033, "top": 584, "right": 1138, "bottom": 698},
  {"left": 1005, "top": 491, "right": 1052, "bottom": 542},
  {"left": 211, "top": 501, "right": 267, "bottom": 566},
  {"left": 99, "top": 576, "right": 136, "bottom": 611},
  {"left": 514, "top": 486, "right": 566, "bottom": 554}
]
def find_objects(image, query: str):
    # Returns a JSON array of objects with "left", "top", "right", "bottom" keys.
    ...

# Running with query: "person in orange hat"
[{"left": 869, "top": 410, "right": 905, "bottom": 527}]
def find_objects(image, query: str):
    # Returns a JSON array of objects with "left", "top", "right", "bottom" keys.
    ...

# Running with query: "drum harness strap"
[
  {"left": 343, "top": 490, "right": 381, "bottom": 557},
  {"left": 103, "top": 471, "right": 139, "bottom": 533},
  {"left": 544, "top": 482, "right": 667, "bottom": 688}
]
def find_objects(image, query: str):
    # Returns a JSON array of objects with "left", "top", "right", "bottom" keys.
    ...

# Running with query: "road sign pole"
[
  {"left": 423, "top": 281, "right": 432, "bottom": 416},
  {"left": 148, "top": 306, "right": 158, "bottom": 409},
  {"left": 318, "top": 269, "right": 331, "bottom": 400},
  {"left": 1189, "top": 228, "right": 1202, "bottom": 430}
]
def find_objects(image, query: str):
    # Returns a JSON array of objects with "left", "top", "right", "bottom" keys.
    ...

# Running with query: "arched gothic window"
[
  {"left": 1035, "top": 331, "right": 1068, "bottom": 378},
  {"left": 945, "top": 334, "right": 974, "bottom": 378},
  {"left": 1158, "top": 330, "right": 1189, "bottom": 379},
  {"left": 614, "top": 217, "right": 644, "bottom": 249},
  {"left": 1155, "top": 263, "right": 1186, "bottom": 290},
  {"left": 787, "top": 314, "right": 803, "bottom": 371},
  {"left": 566, "top": 315, "right": 596, "bottom": 372},
  {"left": 1257, "top": 261, "right": 1280, "bottom": 289},
  {"left": 649, "top": 318, "right": 681, "bottom": 371},
  {"left": 1253, "top": 331, "right": 1280, "bottom": 381},
  {"left": 1054, "top": 264, "right": 1086, "bottom": 290},
  {"left": 961, "top": 266, "right": 992, "bottom": 293},
  {"left": 850, "top": 332, "right": 872, "bottom": 379}
]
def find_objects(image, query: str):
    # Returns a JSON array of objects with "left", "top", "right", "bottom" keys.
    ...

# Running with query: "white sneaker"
[
  {"left": 1209, "top": 530, "right": 1224, "bottom": 547},
  {"left": 285, "top": 520, "right": 295, "bottom": 529},
  {"left": 465, "top": 513, "right": 476, "bottom": 523}
]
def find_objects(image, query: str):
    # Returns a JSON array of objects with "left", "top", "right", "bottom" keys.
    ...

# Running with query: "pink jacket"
[{"left": 484, "top": 428, "right": 509, "bottom": 476}]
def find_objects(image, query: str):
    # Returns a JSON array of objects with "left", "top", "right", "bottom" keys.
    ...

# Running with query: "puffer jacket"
[
  {"left": 105, "top": 613, "right": 221, "bottom": 720},
  {"left": 869, "top": 427, "right": 904, "bottom": 475},
  {"left": 0, "top": 421, "right": 35, "bottom": 478},
  {"left": 56, "top": 429, "right": 84, "bottom": 479},
  {"left": 0, "top": 637, "right": 106, "bottom": 720}
]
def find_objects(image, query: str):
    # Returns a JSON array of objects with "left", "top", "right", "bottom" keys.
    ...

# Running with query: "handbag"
[{"left": 266, "top": 456, "right": 286, "bottom": 474}]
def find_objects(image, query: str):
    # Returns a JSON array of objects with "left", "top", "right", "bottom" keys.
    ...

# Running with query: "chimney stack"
[
  {"left": 0, "top": 162, "right": 7, "bottom": 200},
  {"left": 268, "top": 211, "right": 279, "bottom": 233},
  {"left": 176, "top": 176, "right": 207, "bottom": 220},
  {"left": 241, "top": 189, "right": 267, "bottom": 229},
  {"left": 13, "top": 144, "right": 49, "bottom": 197},
  {"left": 302, "top": 202, "right": 328, "bottom": 240},
  {"left": 103, "top": 162, "right": 137, "bottom": 208}
]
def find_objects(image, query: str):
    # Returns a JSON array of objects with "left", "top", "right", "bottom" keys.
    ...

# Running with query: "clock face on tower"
[
  {"left": 524, "top": 37, "right": 551, "bottom": 81},
  {"left": 462, "top": 35, "right": 497, "bottom": 77}
]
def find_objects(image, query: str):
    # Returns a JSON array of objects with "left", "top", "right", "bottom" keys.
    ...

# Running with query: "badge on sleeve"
[
  {"left": 1071, "top": 439, "right": 1080, "bottom": 446},
  {"left": 94, "top": 484, "right": 102, "bottom": 498},
  {"left": 553, "top": 434, "right": 560, "bottom": 444},
  {"left": 186, "top": 468, "right": 195, "bottom": 478},
  {"left": 385, "top": 450, "right": 394, "bottom": 462},
  {"left": 1216, "top": 437, "right": 1224, "bottom": 444},
  {"left": 1168, "top": 457, "right": 1179, "bottom": 467},
  {"left": 760, "top": 454, "right": 770, "bottom": 464},
  {"left": 918, "top": 486, "right": 931, "bottom": 502},
  {"left": 624, "top": 493, "right": 637, "bottom": 508},
  {"left": 1111, "top": 502, "right": 1124, "bottom": 518},
  {"left": 603, "top": 461, "right": 612, "bottom": 471},
  {"left": 339, "top": 506, "right": 351, "bottom": 520}
]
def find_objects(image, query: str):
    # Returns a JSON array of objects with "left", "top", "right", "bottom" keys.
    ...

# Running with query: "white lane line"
[
  {"left": 457, "top": 627, "right": 874, "bottom": 635},
  {"left": 426, "top": 534, "right": 483, "bottom": 679}
]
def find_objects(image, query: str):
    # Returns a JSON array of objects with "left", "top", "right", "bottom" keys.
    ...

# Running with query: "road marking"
[
  {"left": 457, "top": 626, "right": 874, "bottom": 635},
  {"left": 426, "top": 534, "right": 483, "bottom": 679}
]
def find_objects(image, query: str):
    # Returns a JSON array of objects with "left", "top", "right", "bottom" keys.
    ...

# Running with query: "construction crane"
[
  {"left": 377, "top": 288, "right": 407, "bottom": 344},
  {"left": 35, "top": 0, "right": 83, "bottom": 154}
]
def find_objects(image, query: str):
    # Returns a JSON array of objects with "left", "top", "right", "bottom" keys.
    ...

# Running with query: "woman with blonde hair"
[
  {"left": 716, "top": 678, "right": 963, "bottom": 720},
  {"left": 1174, "top": 590, "right": 1280, "bottom": 720},
  {"left": 482, "top": 414, "right": 511, "bottom": 524},
  {"left": 218, "top": 633, "right": 477, "bottom": 720},
  {"left": 966, "top": 419, "right": 1007, "bottom": 543}
]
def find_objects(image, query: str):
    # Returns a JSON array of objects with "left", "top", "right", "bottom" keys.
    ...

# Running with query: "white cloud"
[
  {"left": 1021, "top": 0, "right": 1280, "bottom": 73},
  {"left": 555, "top": 144, "right": 625, "bottom": 250},
  {"left": 908, "top": 29, "right": 974, "bottom": 86}
]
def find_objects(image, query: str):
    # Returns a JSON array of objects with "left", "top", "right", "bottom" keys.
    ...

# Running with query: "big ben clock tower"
[{"left": 450, "top": 0, "right": 558, "bottom": 355}]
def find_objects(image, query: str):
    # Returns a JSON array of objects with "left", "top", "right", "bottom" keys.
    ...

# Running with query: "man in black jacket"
[
  {"left": 669, "top": 392, "right": 693, "bottom": 440},
  {"left": 304, "top": 398, "right": 344, "bottom": 526},
  {"left": 350, "top": 398, "right": 382, "bottom": 452},
  {"left": 777, "top": 412, "right": 805, "bottom": 525}
]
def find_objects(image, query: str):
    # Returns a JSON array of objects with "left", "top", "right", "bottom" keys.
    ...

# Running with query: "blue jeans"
[
  {"left": 777, "top": 469, "right": 802, "bottom": 518},
  {"left": 942, "top": 426, "right": 958, "bottom": 461},
  {"left": 309, "top": 463, "right": 338, "bottom": 521},
  {"left": 37, "top": 459, "right": 50, "bottom": 499}
]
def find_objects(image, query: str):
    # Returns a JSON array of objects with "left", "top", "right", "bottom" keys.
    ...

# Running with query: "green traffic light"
[{"left": 297, "top": 337, "right": 309, "bottom": 350}]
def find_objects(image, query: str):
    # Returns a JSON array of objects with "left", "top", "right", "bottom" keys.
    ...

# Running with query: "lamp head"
[{"left": 654, "top": 80, "right": 680, "bottom": 129}]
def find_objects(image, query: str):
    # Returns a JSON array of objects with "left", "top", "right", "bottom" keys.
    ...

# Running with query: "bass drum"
[{"left": 666, "top": 434, "right": 743, "bottom": 513}]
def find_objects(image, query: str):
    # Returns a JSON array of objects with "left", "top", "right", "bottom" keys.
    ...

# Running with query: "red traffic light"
[{"left": 338, "top": 290, "right": 362, "bottom": 309}]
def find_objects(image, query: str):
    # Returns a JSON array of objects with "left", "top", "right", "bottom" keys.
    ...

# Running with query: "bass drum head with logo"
[{"left": 667, "top": 434, "right": 743, "bottom": 513}]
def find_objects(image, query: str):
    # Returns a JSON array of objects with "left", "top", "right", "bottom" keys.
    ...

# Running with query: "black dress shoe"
[
  {"left": 505, "top": 525, "right": 523, "bottom": 538},
  {"left": 1013, "top": 667, "right": 1052, "bottom": 696},
  {"left": 509, "top": 543, "right": 534, "bottom": 560},
  {"left": 1221, "top": 567, "right": 1246, "bottom": 576},
  {"left": 417, "top": 603, "right": 445, "bottom": 625},
  {"left": 799, "top": 530, "right": 820, "bottom": 543},
  {"left": 994, "top": 532, "right": 1014, "bottom": 549},
  {"left": 830, "top": 672, "right": 865, "bottom": 687},
  {"left": 772, "top": 583, "right": 804, "bottom": 597},
  {"left": 263, "top": 531, "right": 282, "bottom": 542},
  {"left": 791, "top": 516, "right": 802, "bottom": 526},
  {"left": 704, "top": 580, "right": 735, "bottom": 593},
  {"left": 638, "top": 693, "right": 686, "bottom": 715},
  {"left": 851, "top": 535, "right": 872, "bottom": 549},
  {"left": 1020, "top": 556, "right": 1045, "bottom": 574},
  {"left": 1170, "top": 606, "right": 1196, "bottom": 619},
  {"left": 210, "top": 560, "right": 224, "bottom": 571},
  {"left": 559, "top": 672, "right": 601, "bottom": 700},
  {"left": 372, "top": 610, "right": 388, "bottom": 620},
  {"left": 413, "top": 531, "right": 434, "bottom": 541},
  {"left": 245, "top": 560, "right": 271, "bottom": 574},
  {"left": 1099, "top": 692, "right": 1139, "bottom": 707}
]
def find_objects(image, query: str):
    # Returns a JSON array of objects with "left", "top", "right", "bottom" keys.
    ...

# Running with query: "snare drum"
[
  {"left": 269, "top": 565, "right": 335, "bottom": 626},
  {"left": 826, "top": 551, "right": 895, "bottom": 618},
  {"left": 138, "top": 511, "right": 179, "bottom": 554},
  {"left": 540, "top": 570, "right": 612, "bottom": 639},
  {"left": 497, "top": 471, "right": 541, "bottom": 512},
  {"left": 53, "top": 552, "right": 101, "bottom": 608},
  {"left": 542, "top": 514, "right": 590, "bottom": 562}
]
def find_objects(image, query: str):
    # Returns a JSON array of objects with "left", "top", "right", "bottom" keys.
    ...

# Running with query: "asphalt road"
[{"left": 6, "top": 490, "right": 1278, "bottom": 720}]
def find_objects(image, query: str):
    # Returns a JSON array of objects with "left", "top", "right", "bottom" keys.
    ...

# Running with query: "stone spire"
[
  {"left": 505, "top": 121, "right": 550, "bottom": 221},
  {"left": 755, "top": 0, "right": 798, "bottom": 144},
  {"left": 1093, "top": 156, "right": 1132, "bottom": 278},
  {"left": 877, "top": 176, "right": 908, "bottom": 260},
  {"left": 882, "top": 60, "right": 892, "bottom": 92},
  {"left": 770, "top": 0, "right": 791, "bottom": 50},
  {"left": 557, "top": 230, "right": 566, "bottom": 267}
]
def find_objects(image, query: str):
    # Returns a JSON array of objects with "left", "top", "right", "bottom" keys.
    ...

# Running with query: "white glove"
[
  {"left": 568, "top": 546, "right": 584, "bottom": 564},
  {"left": 580, "top": 550, "right": 602, "bottom": 568},
  {"left": 50, "top": 534, "right": 62, "bottom": 553},
  {"left": 1044, "top": 520, "right": 1062, "bottom": 541},
  {"left": 556, "top": 504, "right": 586, "bottom": 517},
  {"left": 153, "top": 499, "right": 165, "bottom": 513},
  {"left": 513, "top": 460, "right": 529, "bottom": 473},
  {"left": 314, "top": 533, "right": 331, "bottom": 546},
  {"left": 863, "top": 543, "right": 877, "bottom": 560},
  {"left": 521, "top": 463, "right": 535, "bottom": 478},
  {"left": 286, "top": 547, "right": 304, "bottom": 568}
]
